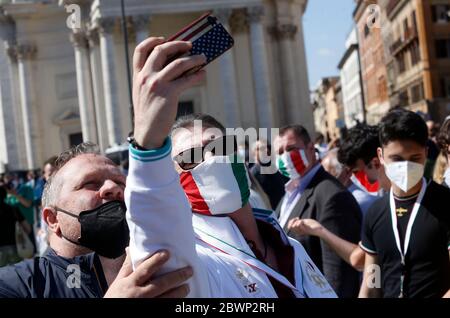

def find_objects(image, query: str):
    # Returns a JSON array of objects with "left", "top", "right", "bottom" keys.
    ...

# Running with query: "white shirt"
[{"left": 279, "top": 164, "right": 322, "bottom": 228}]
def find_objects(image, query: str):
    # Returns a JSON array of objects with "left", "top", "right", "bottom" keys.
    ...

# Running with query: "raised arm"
[{"left": 125, "top": 37, "right": 209, "bottom": 297}]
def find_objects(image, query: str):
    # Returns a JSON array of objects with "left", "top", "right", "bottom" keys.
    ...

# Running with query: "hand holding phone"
[{"left": 167, "top": 12, "right": 234, "bottom": 74}]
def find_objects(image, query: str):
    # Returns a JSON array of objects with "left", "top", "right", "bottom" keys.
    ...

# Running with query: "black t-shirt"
[
  {"left": 394, "top": 192, "right": 418, "bottom": 250},
  {"left": 0, "top": 202, "right": 24, "bottom": 247},
  {"left": 361, "top": 181, "right": 450, "bottom": 298}
]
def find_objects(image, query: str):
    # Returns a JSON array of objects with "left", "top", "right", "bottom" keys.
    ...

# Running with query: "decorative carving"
[
  {"left": 70, "top": 31, "right": 88, "bottom": 49},
  {"left": 132, "top": 15, "right": 151, "bottom": 32},
  {"left": 269, "top": 24, "right": 298, "bottom": 40},
  {"left": 229, "top": 9, "right": 248, "bottom": 34},
  {"left": 4, "top": 41, "right": 17, "bottom": 62},
  {"left": 86, "top": 28, "right": 99, "bottom": 48},
  {"left": 214, "top": 8, "right": 233, "bottom": 26},
  {"left": 247, "top": 6, "right": 265, "bottom": 24},
  {"left": 16, "top": 44, "right": 37, "bottom": 60},
  {"left": 96, "top": 17, "right": 116, "bottom": 35}
]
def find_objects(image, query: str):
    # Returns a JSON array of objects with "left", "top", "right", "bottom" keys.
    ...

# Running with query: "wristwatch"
[{"left": 127, "top": 136, "right": 148, "bottom": 151}]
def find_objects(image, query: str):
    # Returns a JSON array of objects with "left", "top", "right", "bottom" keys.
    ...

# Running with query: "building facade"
[
  {"left": 312, "top": 77, "right": 344, "bottom": 141},
  {"left": 354, "top": 0, "right": 391, "bottom": 125},
  {"left": 338, "top": 27, "right": 366, "bottom": 129},
  {"left": 381, "top": 0, "right": 450, "bottom": 122},
  {"left": 0, "top": 0, "right": 313, "bottom": 172}
]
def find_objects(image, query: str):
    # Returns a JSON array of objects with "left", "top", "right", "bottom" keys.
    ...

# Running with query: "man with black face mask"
[{"left": 0, "top": 142, "right": 194, "bottom": 298}]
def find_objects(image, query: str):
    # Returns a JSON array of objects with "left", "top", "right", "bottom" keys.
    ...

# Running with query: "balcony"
[
  {"left": 389, "top": 27, "right": 418, "bottom": 56},
  {"left": 387, "top": 0, "right": 401, "bottom": 13}
]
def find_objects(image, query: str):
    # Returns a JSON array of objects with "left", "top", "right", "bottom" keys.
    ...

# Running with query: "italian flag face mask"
[
  {"left": 179, "top": 153, "right": 251, "bottom": 216},
  {"left": 276, "top": 149, "right": 310, "bottom": 179}
]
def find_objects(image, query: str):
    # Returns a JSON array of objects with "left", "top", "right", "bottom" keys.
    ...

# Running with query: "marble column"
[
  {"left": 87, "top": 29, "right": 108, "bottom": 152},
  {"left": 214, "top": 8, "right": 241, "bottom": 128},
  {"left": 272, "top": 23, "right": 300, "bottom": 125},
  {"left": 16, "top": 44, "right": 38, "bottom": 169},
  {"left": 97, "top": 17, "right": 123, "bottom": 147},
  {"left": 247, "top": 6, "right": 274, "bottom": 129},
  {"left": 70, "top": 31, "right": 98, "bottom": 143}
]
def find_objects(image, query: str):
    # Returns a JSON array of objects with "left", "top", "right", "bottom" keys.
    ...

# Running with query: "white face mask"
[
  {"left": 384, "top": 161, "right": 424, "bottom": 192},
  {"left": 179, "top": 154, "right": 251, "bottom": 215}
]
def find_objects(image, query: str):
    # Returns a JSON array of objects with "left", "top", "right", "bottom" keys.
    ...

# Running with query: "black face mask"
[{"left": 56, "top": 200, "right": 129, "bottom": 259}]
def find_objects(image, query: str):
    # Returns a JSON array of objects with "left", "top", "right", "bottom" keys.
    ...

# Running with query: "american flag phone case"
[{"left": 167, "top": 12, "right": 234, "bottom": 72}]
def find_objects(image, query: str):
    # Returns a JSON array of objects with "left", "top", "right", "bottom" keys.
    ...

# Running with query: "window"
[
  {"left": 410, "top": 82, "right": 424, "bottom": 104},
  {"left": 441, "top": 76, "right": 450, "bottom": 98},
  {"left": 176, "top": 101, "right": 194, "bottom": 119},
  {"left": 432, "top": 5, "right": 450, "bottom": 23},
  {"left": 397, "top": 53, "right": 406, "bottom": 73},
  {"left": 69, "top": 133, "right": 83, "bottom": 147},
  {"left": 399, "top": 90, "right": 409, "bottom": 107},
  {"left": 403, "top": 18, "right": 409, "bottom": 39},
  {"left": 412, "top": 10, "right": 418, "bottom": 32},
  {"left": 411, "top": 42, "right": 421, "bottom": 65},
  {"left": 435, "top": 39, "right": 450, "bottom": 58}
]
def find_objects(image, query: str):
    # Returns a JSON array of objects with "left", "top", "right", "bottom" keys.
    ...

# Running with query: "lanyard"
[
  {"left": 389, "top": 178, "right": 427, "bottom": 298},
  {"left": 193, "top": 226, "right": 305, "bottom": 298}
]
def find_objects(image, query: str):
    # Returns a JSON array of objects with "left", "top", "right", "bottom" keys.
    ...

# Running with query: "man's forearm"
[
  {"left": 16, "top": 194, "right": 32, "bottom": 208},
  {"left": 443, "top": 289, "right": 450, "bottom": 298}
]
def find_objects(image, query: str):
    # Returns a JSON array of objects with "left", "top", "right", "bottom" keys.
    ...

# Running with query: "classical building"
[
  {"left": 312, "top": 77, "right": 344, "bottom": 141},
  {"left": 338, "top": 27, "right": 366, "bottom": 129},
  {"left": 354, "top": 0, "right": 391, "bottom": 125},
  {"left": 381, "top": 0, "right": 450, "bottom": 122},
  {"left": 0, "top": 0, "right": 313, "bottom": 172}
]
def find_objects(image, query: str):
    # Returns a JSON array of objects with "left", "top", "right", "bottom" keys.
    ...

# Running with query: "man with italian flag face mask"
[{"left": 168, "top": 114, "right": 335, "bottom": 298}]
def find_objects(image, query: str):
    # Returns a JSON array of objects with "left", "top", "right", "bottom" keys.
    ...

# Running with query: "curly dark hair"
[{"left": 337, "top": 124, "right": 379, "bottom": 167}]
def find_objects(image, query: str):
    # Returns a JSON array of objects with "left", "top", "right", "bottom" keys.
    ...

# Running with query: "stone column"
[
  {"left": 132, "top": 15, "right": 151, "bottom": 46},
  {"left": 214, "top": 8, "right": 241, "bottom": 128},
  {"left": 97, "top": 17, "right": 123, "bottom": 147},
  {"left": 16, "top": 44, "right": 38, "bottom": 169},
  {"left": 272, "top": 23, "right": 300, "bottom": 125},
  {"left": 87, "top": 29, "right": 108, "bottom": 152},
  {"left": 247, "top": 6, "right": 274, "bottom": 129},
  {"left": 70, "top": 31, "right": 98, "bottom": 143}
]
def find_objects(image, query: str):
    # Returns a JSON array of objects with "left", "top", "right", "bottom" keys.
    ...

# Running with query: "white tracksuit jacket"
[{"left": 125, "top": 138, "right": 337, "bottom": 298}]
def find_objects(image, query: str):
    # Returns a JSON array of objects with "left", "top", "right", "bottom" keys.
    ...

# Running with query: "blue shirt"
[{"left": 0, "top": 249, "right": 108, "bottom": 298}]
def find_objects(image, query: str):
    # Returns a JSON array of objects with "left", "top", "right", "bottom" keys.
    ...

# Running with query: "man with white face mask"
[
  {"left": 359, "top": 109, "right": 450, "bottom": 298},
  {"left": 126, "top": 37, "right": 336, "bottom": 298}
]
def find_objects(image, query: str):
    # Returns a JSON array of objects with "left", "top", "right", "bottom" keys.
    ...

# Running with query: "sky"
[{"left": 303, "top": 0, "right": 356, "bottom": 90}]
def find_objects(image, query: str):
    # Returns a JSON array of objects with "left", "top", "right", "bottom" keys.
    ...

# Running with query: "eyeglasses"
[{"left": 173, "top": 135, "right": 238, "bottom": 171}]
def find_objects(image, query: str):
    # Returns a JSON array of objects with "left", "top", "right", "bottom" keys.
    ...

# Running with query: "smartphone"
[{"left": 167, "top": 12, "right": 235, "bottom": 74}]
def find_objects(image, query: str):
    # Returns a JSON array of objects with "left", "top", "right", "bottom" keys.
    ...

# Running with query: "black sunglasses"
[{"left": 173, "top": 135, "right": 238, "bottom": 170}]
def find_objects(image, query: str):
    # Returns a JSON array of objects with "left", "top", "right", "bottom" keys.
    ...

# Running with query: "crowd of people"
[
  {"left": 0, "top": 157, "right": 56, "bottom": 266},
  {"left": 0, "top": 36, "right": 449, "bottom": 298}
]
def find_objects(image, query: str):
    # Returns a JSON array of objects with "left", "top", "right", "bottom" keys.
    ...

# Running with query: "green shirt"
[{"left": 5, "top": 184, "right": 34, "bottom": 226}]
